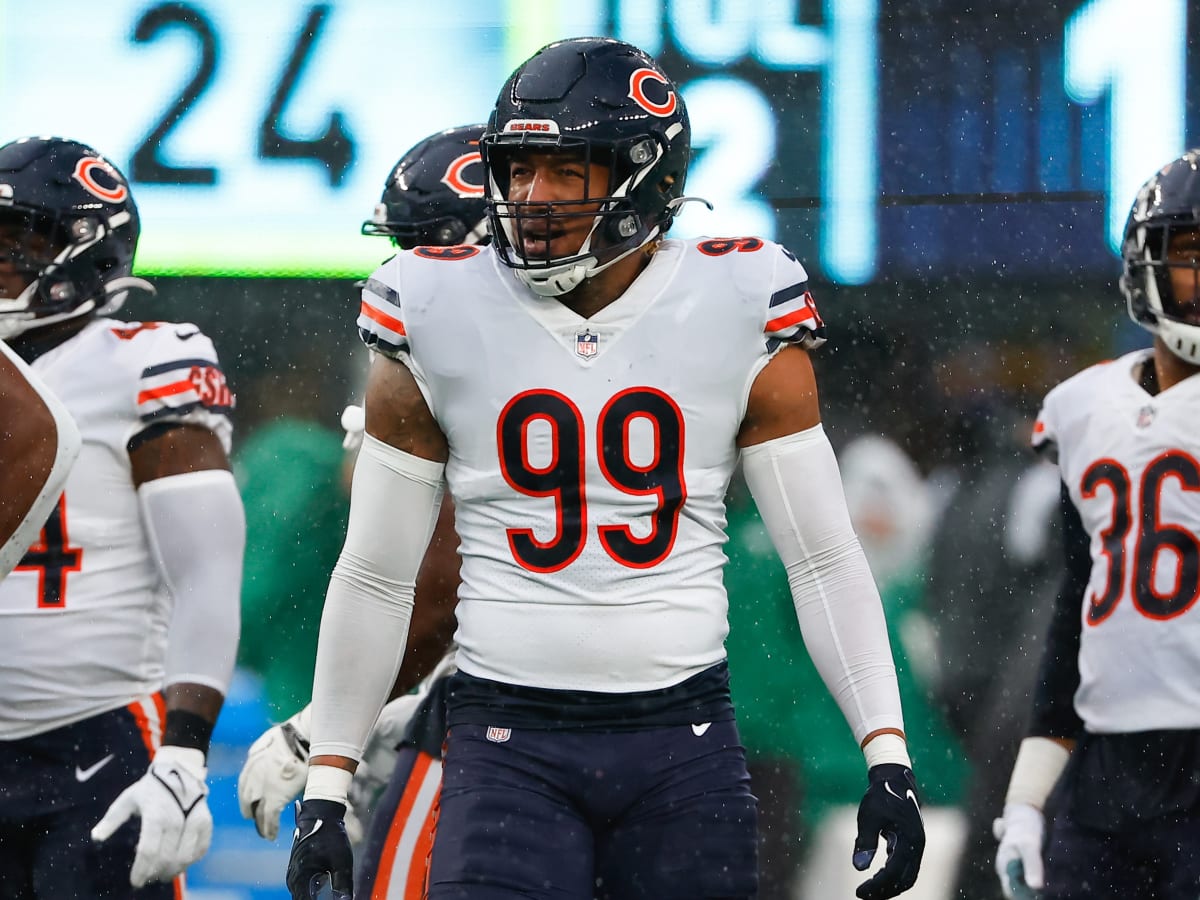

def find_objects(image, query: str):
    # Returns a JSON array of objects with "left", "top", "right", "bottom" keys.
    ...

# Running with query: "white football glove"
[
  {"left": 993, "top": 802, "right": 1045, "bottom": 899},
  {"left": 91, "top": 745, "right": 212, "bottom": 887},
  {"left": 237, "top": 706, "right": 311, "bottom": 841},
  {"left": 238, "top": 706, "right": 367, "bottom": 844},
  {"left": 341, "top": 404, "right": 365, "bottom": 451}
]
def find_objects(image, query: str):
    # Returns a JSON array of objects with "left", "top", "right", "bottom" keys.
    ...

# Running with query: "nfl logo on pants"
[{"left": 486, "top": 726, "right": 511, "bottom": 743}]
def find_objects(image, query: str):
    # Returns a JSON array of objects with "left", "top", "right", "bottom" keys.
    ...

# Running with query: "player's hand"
[
  {"left": 91, "top": 745, "right": 212, "bottom": 886},
  {"left": 238, "top": 707, "right": 311, "bottom": 840},
  {"left": 286, "top": 799, "right": 354, "bottom": 900},
  {"left": 852, "top": 763, "right": 925, "bottom": 900},
  {"left": 993, "top": 803, "right": 1045, "bottom": 899}
]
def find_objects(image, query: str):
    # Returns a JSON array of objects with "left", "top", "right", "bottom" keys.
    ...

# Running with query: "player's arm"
[
  {"left": 0, "top": 340, "right": 80, "bottom": 578},
  {"left": 92, "top": 421, "right": 244, "bottom": 887},
  {"left": 737, "top": 346, "right": 922, "bottom": 900},
  {"left": 288, "top": 354, "right": 447, "bottom": 900},
  {"left": 993, "top": 484, "right": 1087, "bottom": 899}
]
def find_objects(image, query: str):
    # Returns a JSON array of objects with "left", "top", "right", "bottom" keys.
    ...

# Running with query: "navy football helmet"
[
  {"left": 480, "top": 37, "right": 692, "bottom": 296},
  {"left": 361, "top": 125, "right": 488, "bottom": 249},
  {"left": 0, "top": 136, "right": 151, "bottom": 340},
  {"left": 1121, "top": 148, "right": 1200, "bottom": 364}
]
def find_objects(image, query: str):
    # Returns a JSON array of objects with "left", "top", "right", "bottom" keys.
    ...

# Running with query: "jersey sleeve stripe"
[
  {"left": 364, "top": 277, "right": 400, "bottom": 307},
  {"left": 360, "top": 300, "right": 407, "bottom": 337},
  {"left": 765, "top": 306, "right": 816, "bottom": 333},
  {"left": 769, "top": 281, "right": 809, "bottom": 308},
  {"left": 136, "top": 380, "right": 194, "bottom": 405},
  {"left": 140, "top": 400, "right": 234, "bottom": 424},
  {"left": 140, "top": 358, "right": 218, "bottom": 378}
]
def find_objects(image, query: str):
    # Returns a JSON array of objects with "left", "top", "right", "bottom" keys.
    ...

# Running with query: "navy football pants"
[
  {"left": 0, "top": 698, "right": 179, "bottom": 900},
  {"left": 1044, "top": 806, "right": 1200, "bottom": 899},
  {"left": 427, "top": 721, "right": 758, "bottom": 899}
]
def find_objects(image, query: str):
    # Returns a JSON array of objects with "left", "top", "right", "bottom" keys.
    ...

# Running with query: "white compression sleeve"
[
  {"left": 0, "top": 340, "right": 80, "bottom": 578},
  {"left": 741, "top": 425, "right": 905, "bottom": 746},
  {"left": 308, "top": 433, "right": 445, "bottom": 761},
  {"left": 139, "top": 469, "right": 245, "bottom": 693}
]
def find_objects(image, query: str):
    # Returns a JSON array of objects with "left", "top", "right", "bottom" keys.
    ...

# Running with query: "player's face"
[
  {"left": 0, "top": 214, "right": 59, "bottom": 300},
  {"left": 1165, "top": 228, "right": 1200, "bottom": 325},
  {"left": 506, "top": 149, "right": 611, "bottom": 260}
]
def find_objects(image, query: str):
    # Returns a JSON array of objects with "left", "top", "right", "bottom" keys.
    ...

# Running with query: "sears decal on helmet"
[
  {"left": 480, "top": 37, "right": 697, "bottom": 298},
  {"left": 1121, "top": 148, "right": 1200, "bottom": 365},
  {"left": 0, "top": 136, "right": 153, "bottom": 340},
  {"left": 361, "top": 124, "right": 489, "bottom": 250}
]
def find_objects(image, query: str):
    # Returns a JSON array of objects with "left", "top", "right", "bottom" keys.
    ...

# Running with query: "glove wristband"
[
  {"left": 863, "top": 732, "right": 911, "bottom": 768},
  {"left": 154, "top": 744, "right": 208, "bottom": 777},
  {"left": 1005, "top": 736, "right": 1071, "bottom": 809},
  {"left": 304, "top": 764, "right": 354, "bottom": 804}
]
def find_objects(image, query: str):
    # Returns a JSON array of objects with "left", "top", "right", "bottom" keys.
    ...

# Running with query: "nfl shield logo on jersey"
[
  {"left": 486, "top": 726, "right": 512, "bottom": 743},
  {"left": 1136, "top": 404, "right": 1156, "bottom": 429},
  {"left": 576, "top": 330, "right": 599, "bottom": 358}
]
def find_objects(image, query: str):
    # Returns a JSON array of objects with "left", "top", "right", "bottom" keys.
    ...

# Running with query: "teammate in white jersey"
[
  {"left": 287, "top": 38, "right": 925, "bottom": 900},
  {"left": 238, "top": 125, "right": 483, "bottom": 898},
  {"left": 0, "top": 137, "right": 244, "bottom": 899},
  {"left": 993, "top": 150, "right": 1200, "bottom": 899},
  {"left": 0, "top": 337, "right": 79, "bottom": 579}
]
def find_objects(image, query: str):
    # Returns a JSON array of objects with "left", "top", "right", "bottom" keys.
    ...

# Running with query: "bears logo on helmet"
[{"left": 72, "top": 157, "right": 129, "bottom": 204}]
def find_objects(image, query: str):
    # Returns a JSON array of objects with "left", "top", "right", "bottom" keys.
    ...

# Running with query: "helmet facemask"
[
  {"left": 483, "top": 131, "right": 679, "bottom": 297},
  {"left": 1124, "top": 221, "right": 1200, "bottom": 364}
]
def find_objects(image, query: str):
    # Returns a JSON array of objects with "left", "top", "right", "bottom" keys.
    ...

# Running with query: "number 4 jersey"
[
  {"left": 0, "top": 318, "right": 233, "bottom": 739},
  {"left": 1032, "top": 349, "right": 1200, "bottom": 733},
  {"left": 358, "top": 237, "right": 824, "bottom": 694}
]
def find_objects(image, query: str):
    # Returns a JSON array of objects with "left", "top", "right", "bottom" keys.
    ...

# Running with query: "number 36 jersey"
[
  {"left": 0, "top": 318, "right": 233, "bottom": 739},
  {"left": 359, "top": 238, "right": 824, "bottom": 694},
  {"left": 1032, "top": 349, "right": 1200, "bottom": 732}
]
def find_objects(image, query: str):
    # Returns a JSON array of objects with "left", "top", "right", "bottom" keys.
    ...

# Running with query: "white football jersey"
[
  {"left": 1033, "top": 349, "right": 1200, "bottom": 732},
  {"left": 359, "top": 238, "right": 823, "bottom": 692},
  {"left": 0, "top": 318, "right": 233, "bottom": 739}
]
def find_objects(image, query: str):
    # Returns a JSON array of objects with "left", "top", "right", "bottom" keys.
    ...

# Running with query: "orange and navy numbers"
[
  {"left": 14, "top": 494, "right": 83, "bottom": 608},
  {"left": 359, "top": 277, "right": 409, "bottom": 356}
]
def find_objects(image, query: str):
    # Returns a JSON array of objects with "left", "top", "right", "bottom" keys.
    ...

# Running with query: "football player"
[
  {"left": 287, "top": 38, "right": 925, "bottom": 900},
  {"left": 0, "top": 137, "right": 244, "bottom": 898},
  {"left": 993, "top": 150, "right": 1200, "bottom": 899},
  {"left": 0, "top": 338, "right": 79, "bottom": 578},
  {"left": 237, "top": 124, "right": 484, "bottom": 898}
]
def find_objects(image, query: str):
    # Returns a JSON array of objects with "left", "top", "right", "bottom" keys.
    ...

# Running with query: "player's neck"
[
  {"left": 556, "top": 249, "right": 652, "bottom": 320},
  {"left": 1153, "top": 338, "right": 1200, "bottom": 392}
]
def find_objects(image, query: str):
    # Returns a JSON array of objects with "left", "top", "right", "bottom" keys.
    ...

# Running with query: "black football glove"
[
  {"left": 852, "top": 763, "right": 926, "bottom": 900},
  {"left": 285, "top": 799, "right": 353, "bottom": 900}
]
